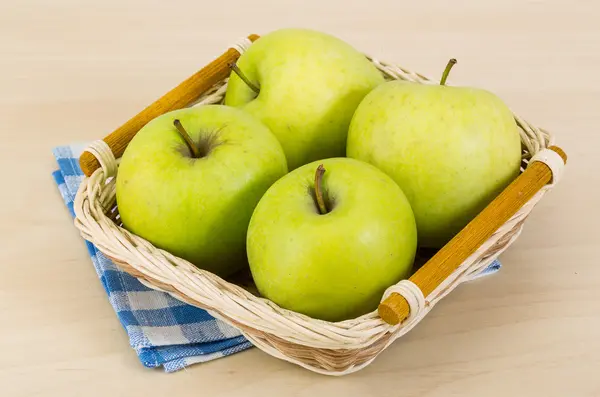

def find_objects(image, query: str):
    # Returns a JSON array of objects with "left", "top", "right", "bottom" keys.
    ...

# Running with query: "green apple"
[
  {"left": 116, "top": 105, "right": 288, "bottom": 278},
  {"left": 224, "top": 28, "right": 384, "bottom": 170},
  {"left": 246, "top": 158, "right": 417, "bottom": 322},
  {"left": 347, "top": 60, "right": 522, "bottom": 248}
]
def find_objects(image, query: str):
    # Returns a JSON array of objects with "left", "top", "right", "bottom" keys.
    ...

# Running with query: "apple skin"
[
  {"left": 246, "top": 158, "right": 417, "bottom": 322},
  {"left": 116, "top": 105, "right": 288, "bottom": 278},
  {"left": 347, "top": 80, "right": 522, "bottom": 248},
  {"left": 224, "top": 28, "right": 384, "bottom": 171}
]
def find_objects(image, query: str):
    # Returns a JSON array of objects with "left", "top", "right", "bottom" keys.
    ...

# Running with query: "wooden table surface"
[{"left": 1, "top": 1, "right": 599, "bottom": 396}]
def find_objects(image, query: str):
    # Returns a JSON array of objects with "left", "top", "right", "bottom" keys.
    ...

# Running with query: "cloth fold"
[{"left": 52, "top": 142, "right": 500, "bottom": 373}]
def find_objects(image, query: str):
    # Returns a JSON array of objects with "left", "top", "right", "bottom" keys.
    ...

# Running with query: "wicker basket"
[{"left": 73, "top": 34, "right": 567, "bottom": 375}]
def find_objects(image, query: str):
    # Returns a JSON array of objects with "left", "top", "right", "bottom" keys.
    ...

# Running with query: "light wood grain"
[{"left": 0, "top": 1, "right": 599, "bottom": 396}]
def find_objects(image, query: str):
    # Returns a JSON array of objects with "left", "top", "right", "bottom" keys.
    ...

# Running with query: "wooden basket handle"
[
  {"left": 378, "top": 146, "right": 567, "bottom": 325},
  {"left": 79, "top": 34, "right": 260, "bottom": 177}
]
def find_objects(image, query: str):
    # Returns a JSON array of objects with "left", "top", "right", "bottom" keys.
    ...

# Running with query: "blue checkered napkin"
[{"left": 52, "top": 143, "right": 253, "bottom": 373}]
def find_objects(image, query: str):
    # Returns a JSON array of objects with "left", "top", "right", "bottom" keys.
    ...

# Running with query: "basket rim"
[{"left": 71, "top": 37, "right": 560, "bottom": 374}]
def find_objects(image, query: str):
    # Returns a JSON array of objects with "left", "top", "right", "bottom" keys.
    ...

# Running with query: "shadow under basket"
[{"left": 73, "top": 34, "right": 567, "bottom": 375}]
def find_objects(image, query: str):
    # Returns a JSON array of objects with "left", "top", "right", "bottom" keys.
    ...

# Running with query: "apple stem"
[
  {"left": 173, "top": 119, "right": 201, "bottom": 158},
  {"left": 314, "top": 164, "right": 328, "bottom": 215},
  {"left": 440, "top": 58, "right": 457, "bottom": 86},
  {"left": 229, "top": 62, "right": 260, "bottom": 95}
]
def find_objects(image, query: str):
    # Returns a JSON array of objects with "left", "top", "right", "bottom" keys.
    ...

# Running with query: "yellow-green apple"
[
  {"left": 347, "top": 60, "right": 522, "bottom": 248},
  {"left": 224, "top": 28, "right": 384, "bottom": 170},
  {"left": 246, "top": 158, "right": 417, "bottom": 322},
  {"left": 116, "top": 105, "right": 287, "bottom": 278}
]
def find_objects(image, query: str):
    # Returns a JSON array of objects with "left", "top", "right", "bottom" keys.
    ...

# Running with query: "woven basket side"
[{"left": 100, "top": 204, "right": 531, "bottom": 375}]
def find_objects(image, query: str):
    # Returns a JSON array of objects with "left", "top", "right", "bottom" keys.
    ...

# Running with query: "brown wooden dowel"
[
  {"left": 378, "top": 146, "right": 567, "bottom": 325},
  {"left": 79, "top": 34, "right": 260, "bottom": 177}
]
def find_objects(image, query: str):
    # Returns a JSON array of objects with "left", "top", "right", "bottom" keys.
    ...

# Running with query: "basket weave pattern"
[{"left": 73, "top": 38, "right": 556, "bottom": 375}]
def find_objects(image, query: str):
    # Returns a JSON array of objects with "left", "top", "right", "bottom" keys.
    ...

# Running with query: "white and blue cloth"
[
  {"left": 52, "top": 143, "right": 252, "bottom": 372},
  {"left": 52, "top": 143, "right": 501, "bottom": 373}
]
